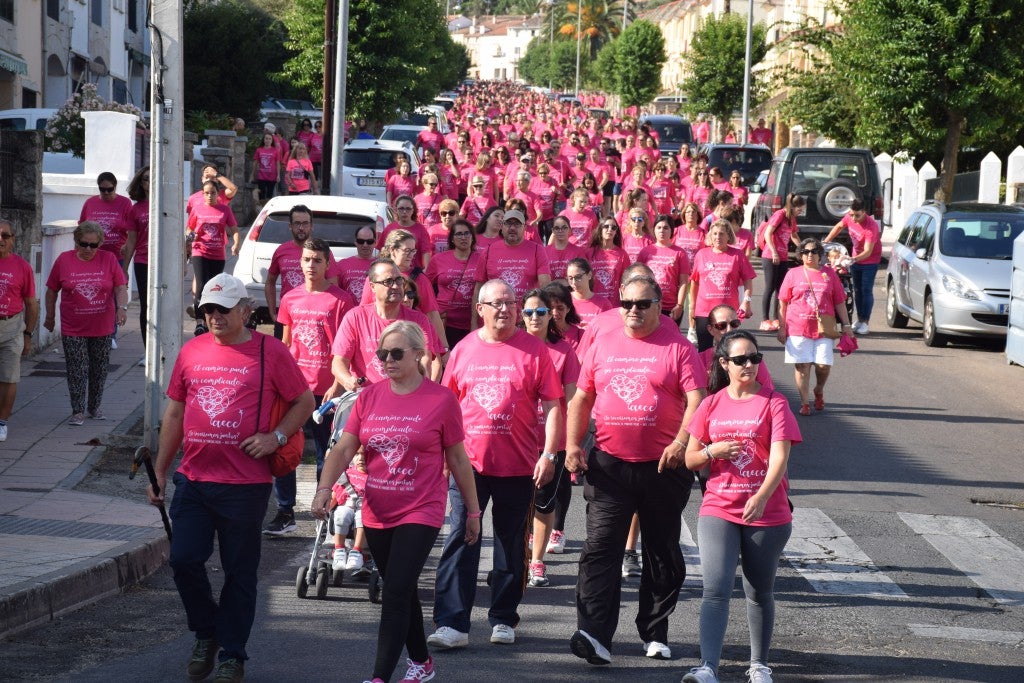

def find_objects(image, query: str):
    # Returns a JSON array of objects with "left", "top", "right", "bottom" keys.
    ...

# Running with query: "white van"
[{"left": 0, "top": 108, "right": 57, "bottom": 131}]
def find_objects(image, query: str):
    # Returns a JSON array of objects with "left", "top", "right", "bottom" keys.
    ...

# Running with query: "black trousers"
[{"left": 576, "top": 449, "right": 693, "bottom": 651}]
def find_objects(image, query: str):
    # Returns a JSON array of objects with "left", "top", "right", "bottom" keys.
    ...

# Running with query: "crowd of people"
[{"left": 129, "top": 81, "right": 873, "bottom": 683}]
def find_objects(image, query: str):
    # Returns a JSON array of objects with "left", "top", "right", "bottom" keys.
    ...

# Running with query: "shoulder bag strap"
[{"left": 256, "top": 336, "right": 265, "bottom": 434}]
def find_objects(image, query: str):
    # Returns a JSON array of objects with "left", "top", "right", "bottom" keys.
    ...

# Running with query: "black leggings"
[
  {"left": 192, "top": 256, "right": 225, "bottom": 317},
  {"left": 760, "top": 258, "right": 790, "bottom": 321},
  {"left": 134, "top": 262, "right": 148, "bottom": 345},
  {"left": 364, "top": 523, "right": 439, "bottom": 681}
]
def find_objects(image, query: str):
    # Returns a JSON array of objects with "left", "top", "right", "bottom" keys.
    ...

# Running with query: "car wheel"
[
  {"left": 923, "top": 294, "right": 947, "bottom": 347},
  {"left": 886, "top": 280, "right": 909, "bottom": 328},
  {"left": 816, "top": 179, "right": 862, "bottom": 223}
]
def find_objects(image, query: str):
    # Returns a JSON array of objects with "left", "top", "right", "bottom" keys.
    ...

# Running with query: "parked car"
[
  {"left": 0, "top": 108, "right": 57, "bottom": 131},
  {"left": 260, "top": 98, "right": 321, "bottom": 122},
  {"left": 885, "top": 201, "right": 1023, "bottom": 346},
  {"left": 379, "top": 124, "right": 426, "bottom": 147},
  {"left": 232, "top": 194, "right": 391, "bottom": 322},
  {"left": 395, "top": 106, "right": 450, "bottom": 134},
  {"left": 701, "top": 143, "right": 773, "bottom": 187},
  {"left": 340, "top": 139, "right": 419, "bottom": 202},
  {"left": 752, "top": 147, "right": 885, "bottom": 241},
  {"left": 638, "top": 114, "right": 693, "bottom": 156}
]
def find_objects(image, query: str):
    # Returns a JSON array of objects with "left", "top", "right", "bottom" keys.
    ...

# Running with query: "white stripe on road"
[
  {"left": 899, "top": 513, "right": 1024, "bottom": 607},
  {"left": 784, "top": 507, "right": 908, "bottom": 598},
  {"left": 908, "top": 623, "right": 1024, "bottom": 646},
  {"left": 680, "top": 519, "right": 702, "bottom": 588}
]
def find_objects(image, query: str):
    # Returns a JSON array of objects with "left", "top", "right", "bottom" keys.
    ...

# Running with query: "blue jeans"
[
  {"left": 851, "top": 263, "right": 878, "bottom": 323},
  {"left": 168, "top": 472, "right": 272, "bottom": 661},
  {"left": 432, "top": 472, "right": 534, "bottom": 633},
  {"left": 273, "top": 394, "right": 333, "bottom": 512}
]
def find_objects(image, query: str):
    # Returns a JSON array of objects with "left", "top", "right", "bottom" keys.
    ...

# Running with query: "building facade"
[{"left": 450, "top": 14, "right": 544, "bottom": 83}]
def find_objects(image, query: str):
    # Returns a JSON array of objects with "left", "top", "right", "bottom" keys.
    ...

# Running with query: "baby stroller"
[
  {"left": 294, "top": 391, "right": 383, "bottom": 603},
  {"left": 822, "top": 242, "right": 855, "bottom": 322}
]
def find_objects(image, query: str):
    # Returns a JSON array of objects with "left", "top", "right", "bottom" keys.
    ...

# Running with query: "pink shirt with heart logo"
[
  {"left": 278, "top": 285, "right": 356, "bottom": 394},
  {"left": 473, "top": 240, "right": 551, "bottom": 300},
  {"left": 46, "top": 249, "right": 127, "bottom": 337},
  {"left": 690, "top": 246, "right": 757, "bottom": 317},
  {"left": 332, "top": 304, "right": 445, "bottom": 385}
]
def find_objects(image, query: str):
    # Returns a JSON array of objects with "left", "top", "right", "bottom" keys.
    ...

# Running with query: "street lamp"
[
  {"left": 548, "top": 0, "right": 554, "bottom": 91},
  {"left": 574, "top": 0, "right": 582, "bottom": 96}
]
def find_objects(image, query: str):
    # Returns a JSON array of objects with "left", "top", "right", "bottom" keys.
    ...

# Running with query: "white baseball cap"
[{"left": 199, "top": 274, "right": 248, "bottom": 310}]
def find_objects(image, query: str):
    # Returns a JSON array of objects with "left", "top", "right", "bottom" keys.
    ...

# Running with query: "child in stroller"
[
  {"left": 823, "top": 241, "right": 855, "bottom": 323},
  {"left": 330, "top": 464, "right": 367, "bottom": 574}
]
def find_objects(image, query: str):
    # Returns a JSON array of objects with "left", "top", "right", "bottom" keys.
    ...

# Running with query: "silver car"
[
  {"left": 340, "top": 139, "right": 419, "bottom": 202},
  {"left": 885, "top": 201, "right": 1024, "bottom": 346}
]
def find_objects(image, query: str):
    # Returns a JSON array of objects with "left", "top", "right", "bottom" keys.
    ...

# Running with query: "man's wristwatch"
[
  {"left": 118, "top": 306, "right": 128, "bottom": 311},
  {"left": 540, "top": 451, "right": 556, "bottom": 462},
  {"left": 273, "top": 430, "right": 287, "bottom": 446}
]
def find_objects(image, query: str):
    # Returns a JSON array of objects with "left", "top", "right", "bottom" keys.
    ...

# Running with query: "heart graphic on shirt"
[
  {"left": 367, "top": 433, "right": 409, "bottom": 468},
  {"left": 471, "top": 383, "right": 507, "bottom": 412},
  {"left": 456, "top": 279, "right": 475, "bottom": 297},
  {"left": 0, "top": 284, "right": 7, "bottom": 301},
  {"left": 350, "top": 279, "right": 365, "bottom": 300},
  {"left": 370, "top": 354, "right": 386, "bottom": 378},
  {"left": 802, "top": 288, "right": 818, "bottom": 309},
  {"left": 195, "top": 385, "right": 233, "bottom": 419},
  {"left": 704, "top": 265, "right": 728, "bottom": 290},
  {"left": 608, "top": 373, "right": 645, "bottom": 405},
  {"left": 284, "top": 269, "right": 304, "bottom": 288},
  {"left": 74, "top": 282, "right": 101, "bottom": 303},
  {"left": 291, "top": 321, "right": 324, "bottom": 352},
  {"left": 499, "top": 269, "right": 522, "bottom": 291},
  {"left": 594, "top": 269, "right": 613, "bottom": 289},
  {"left": 732, "top": 439, "right": 757, "bottom": 473}
]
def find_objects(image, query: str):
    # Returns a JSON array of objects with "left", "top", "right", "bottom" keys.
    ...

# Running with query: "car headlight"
[{"left": 940, "top": 274, "right": 980, "bottom": 300}]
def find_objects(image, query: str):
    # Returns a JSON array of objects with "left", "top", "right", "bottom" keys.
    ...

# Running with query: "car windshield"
[
  {"left": 651, "top": 122, "right": 692, "bottom": 146},
  {"left": 708, "top": 148, "right": 773, "bottom": 183},
  {"left": 344, "top": 149, "right": 401, "bottom": 170},
  {"left": 258, "top": 212, "right": 374, "bottom": 248},
  {"left": 792, "top": 155, "right": 868, "bottom": 192},
  {"left": 380, "top": 128, "right": 421, "bottom": 145},
  {"left": 940, "top": 212, "right": 1024, "bottom": 260}
]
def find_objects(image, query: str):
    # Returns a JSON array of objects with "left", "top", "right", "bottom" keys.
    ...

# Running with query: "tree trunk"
[{"left": 939, "top": 111, "right": 964, "bottom": 201}]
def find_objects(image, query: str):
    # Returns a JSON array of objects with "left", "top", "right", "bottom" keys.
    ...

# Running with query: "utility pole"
[
  {"left": 330, "top": 0, "right": 350, "bottom": 196},
  {"left": 740, "top": 0, "right": 753, "bottom": 145},
  {"left": 145, "top": 0, "right": 185, "bottom": 451},
  {"left": 574, "top": 0, "right": 581, "bottom": 96},
  {"left": 321, "top": 0, "right": 337, "bottom": 194}
]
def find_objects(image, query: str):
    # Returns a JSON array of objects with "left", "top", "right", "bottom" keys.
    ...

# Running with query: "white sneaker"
[
  {"left": 682, "top": 664, "right": 719, "bottom": 683},
  {"left": 569, "top": 629, "right": 611, "bottom": 665},
  {"left": 546, "top": 530, "right": 565, "bottom": 554},
  {"left": 854, "top": 321, "right": 869, "bottom": 335},
  {"left": 111, "top": 338, "right": 118, "bottom": 349},
  {"left": 427, "top": 626, "right": 469, "bottom": 650},
  {"left": 746, "top": 664, "right": 773, "bottom": 683},
  {"left": 331, "top": 548, "right": 347, "bottom": 572},
  {"left": 686, "top": 327, "right": 698, "bottom": 344},
  {"left": 490, "top": 623, "right": 515, "bottom": 644},
  {"left": 0, "top": 424, "right": 7, "bottom": 441},
  {"left": 643, "top": 640, "right": 671, "bottom": 659},
  {"left": 345, "top": 550, "right": 364, "bottom": 572}
]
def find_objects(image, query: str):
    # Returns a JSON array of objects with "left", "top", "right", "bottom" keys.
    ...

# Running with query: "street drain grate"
[
  {"left": 0, "top": 515, "right": 157, "bottom": 541},
  {"left": 30, "top": 362, "right": 120, "bottom": 377},
  {"left": 971, "top": 499, "right": 1024, "bottom": 510}
]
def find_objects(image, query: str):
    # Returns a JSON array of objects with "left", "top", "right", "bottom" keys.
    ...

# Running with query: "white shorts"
[
  {"left": 784, "top": 335, "right": 834, "bottom": 365},
  {"left": 332, "top": 503, "right": 362, "bottom": 535}
]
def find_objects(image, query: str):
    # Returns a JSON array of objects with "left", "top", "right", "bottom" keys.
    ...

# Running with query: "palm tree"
[{"left": 548, "top": 0, "right": 634, "bottom": 59}]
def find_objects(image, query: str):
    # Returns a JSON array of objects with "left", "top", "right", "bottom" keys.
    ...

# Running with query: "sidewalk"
[{"left": 0, "top": 309, "right": 168, "bottom": 639}]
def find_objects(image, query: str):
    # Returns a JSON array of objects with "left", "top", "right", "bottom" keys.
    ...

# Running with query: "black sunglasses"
[
  {"left": 620, "top": 299, "right": 659, "bottom": 311},
  {"left": 375, "top": 347, "right": 407, "bottom": 362},
  {"left": 77, "top": 241, "right": 101, "bottom": 249},
  {"left": 201, "top": 304, "right": 233, "bottom": 316},
  {"left": 799, "top": 249, "right": 821, "bottom": 256},
  {"left": 355, "top": 238, "right": 376, "bottom": 245},
  {"left": 98, "top": 185, "right": 116, "bottom": 193},
  {"left": 726, "top": 352, "right": 764, "bottom": 366},
  {"left": 711, "top": 319, "right": 743, "bottom": 331},
  {"left": 440, "top": 210, "right": 457, "bottom": 216}
]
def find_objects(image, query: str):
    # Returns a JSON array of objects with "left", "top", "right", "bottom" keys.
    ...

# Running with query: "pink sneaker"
[
  {"left": 546, "top": 530, "right": 565, "bottom": 554},
  {"left": 400, "top": 656, "right": 435, "bottom": 682}
]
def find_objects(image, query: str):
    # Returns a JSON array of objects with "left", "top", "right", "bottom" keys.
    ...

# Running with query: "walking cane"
[{"left": 130, "top": 446, "right": 173, "bottom": 541}]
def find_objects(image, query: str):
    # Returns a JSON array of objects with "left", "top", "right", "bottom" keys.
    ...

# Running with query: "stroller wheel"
[
  {"left": 295, "top": 566, "right": 309, "bottom": 599},
  {"left": 368, "top": 569, "right": 382, "bottom": 604},
  {"left": 332, "top": 566, "right": 345, "bottom": 587},
  {"left": 315, "top": 565, "right": 330, "bottom": 599}
]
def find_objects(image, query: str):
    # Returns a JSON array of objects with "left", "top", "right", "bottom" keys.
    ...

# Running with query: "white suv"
[
  {"left": 232, "top": 194, "right": 391, "bottom": 322},
  {"left": 340, "top": 139, "right": 419, "bottom": 202}
]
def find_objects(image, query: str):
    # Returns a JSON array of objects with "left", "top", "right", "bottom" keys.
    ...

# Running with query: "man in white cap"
[{"left": 147, "top": 273, "right": 313, "bottom": 683}]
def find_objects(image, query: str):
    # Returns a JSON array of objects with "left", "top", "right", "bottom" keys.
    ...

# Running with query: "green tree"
[
  {"left": 183, "top": 0, "right": 293, "bottom": 119},
  {"left": 681, "top": 13, "right": 768, "bottom": 140},
  {"left": 518, "top": 35, "right": 593, "bottom": 90},
  {"left": 554, "top": 1, "right": 633, "bottom": 59},
  {"left": 590, "top": 37, "right": 619, "bottom": 92},
  {"left": 608, "top": 20, "right": 665, "bottom": 109},
  {"left": 783, "top": 0, "right": 1024, "bottom": 198}
]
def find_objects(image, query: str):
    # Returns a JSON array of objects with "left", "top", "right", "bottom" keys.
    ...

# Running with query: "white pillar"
[
  {"left": 81, "top": 110, "right": 139, "bottom": 186},
  {"left": 875, "top": 152, "right": 892, "bottom": 227},
  {"left": 1006, "top": 146, "right": 1024, "bottom": 205},
  {"left": 892, "top": 156, "right": 917, "bottom": 230},
  {"left": 978, "top": 151, "right": 1002, "bottom": 204},
  {"left": 917, "top": 161, "right": 937, "bottom": 205}
]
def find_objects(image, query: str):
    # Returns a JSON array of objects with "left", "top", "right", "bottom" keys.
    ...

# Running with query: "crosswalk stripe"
[
  {"left": 908, "top": 623, "right": 1024, "bottom": 646},
  {"left": 784, "top": 507, "right": 908, "bottom": 598},
  {"left": 899, "top": 513, "right": 1024, "bottom": 607},
  {"left": 680, "top": 519, "right": 702, "bottom": 588}
]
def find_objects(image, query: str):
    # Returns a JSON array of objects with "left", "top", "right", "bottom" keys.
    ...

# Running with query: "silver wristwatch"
[
  {"left": 273, "top": 430, "right": 287, "bottom": 446},
  {"left": 540, "top": 451, "right": 556, "bottom": 462}
]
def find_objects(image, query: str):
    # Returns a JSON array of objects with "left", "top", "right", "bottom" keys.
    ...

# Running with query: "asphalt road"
[{"left": 1, "top": 272, "right": 1023, "bottom": 683}]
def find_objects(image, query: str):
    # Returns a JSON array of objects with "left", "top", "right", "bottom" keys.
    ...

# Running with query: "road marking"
[
  {"left": 784, "top": 507, "right": 908, "bottom": 598},
  {"left": 680, "top": 519, "right": 701, "bottom": 587},
  {"left": 908, "top": 623, "right": 1024, "bottom": 646},
  {"left": 899, "top": 513, "right": 1024, "bottom": 607}
]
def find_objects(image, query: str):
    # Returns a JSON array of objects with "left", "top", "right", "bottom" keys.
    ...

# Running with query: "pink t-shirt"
[
  {"left": 699, "top": 347, "right": 774, "bottom": 389},
  {"left": 187, "top": 202, "right": 237, "bottom": 260},
  {"left": 576, "top": 308, "right": 683, "bottom": 359},
  {"left": 168, "top": 332, "right": 308, "bottom": 485},
  {"left": 621, "top": 231, "right": 654, "bottom": 263},
  {"left": 344, "top": 379, "right": 464, "bottom": 529},
  {"left": 46, "top": 250, "right": 127, "bottom": 337},
  {"left": 571, "top": 294, "right": 613, "bottom": 329},
  {"left": 637, "top": 244, "right": 690, "bottom": 312},
  {"left": 269, "top": 241, "right": 336, "bottom": 298},
  {"left": 535, "top": 338, "right": 580, "bottom": 451},
  {"left": 414, "top": 192, "right": 444, "bottom": 230},
  {"left": 80, "top": 194, "right": 134, "bottom": 260},
  {"left": 474, "top": 240, "right": 551, "bottom": 299},
  {"left": 578, "top": 323, "right": 704, "bottom": 463},
  {"left": 763, "top": 209, "right": 798, "bottom": 256},
  {"left": 386, "top": 174, "right": 419, "bottom": 201},
  {"left": 545, "top": 243, "right": 587, "bottom": 280},
  {"left": 332, "top": 304, "right": 444, "bottom": 384},
  {"left": 461, "top": 195, "right": 497, "bottom": 226},
  {"left": 587, "top": 247, "right": 629, "bottom": 305},
  {"left": 648, "top": 179, "right": 677, "bottom": 216},
  {"left": 558, "top": 207, "right": 599, "bottom": 247},
  {"left": 278, "top": 285, "right": 356, "bottom": 394},
  {"left": 253, "top": 147, "right": 279, "bottom": 182},
  {"left": 330, "top": 255, "right": 373, "bottom": 301},
  {"left": 842, "top": 214, "right": 883, "bottom": 264},
  {"left": 778, "top": 265, "right": 847, "bottom": 339},
  {"left": 443, "top": 329, "right": 563, "bottom": 477},
  {"left": 128, "top": 200, "right": 149, "bottom": 264},
  {"left": 674, "top": 225, "right": 707, "bottom": 267},
  {"left": 734, "top": 228, "right": 754, "bottom": 255},
  {"left": 687, "top": 386, "right": 801, "bottom": 527},
  {"left": 0, "top": 254, "right": 35, "bottom": 317},
  {"left": 307, "top": 133, "right": 324, "bottom": 163},
  {"left": 416, "top": 129, "right": 446, "bottom": 157},
  {"left": 529, "top": 178, "right": 558, "bottom": 220},
  {"left": 378, "top": 221, "right": 432, "bottom": 269},
  {"left": 425, "top": 250, "right": 479, "bottom": 331},
  {"left": 286, "top": 158, "right": 314, "bottom": 193},
  {"left": 690, "top": 247, "right": 757, "bottom": 317},
  {"left": 428, "top": 224, "right": 450, "bottom": 254}
]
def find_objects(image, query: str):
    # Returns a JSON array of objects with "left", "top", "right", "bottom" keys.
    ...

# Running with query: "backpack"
[{"left": 755, "top": 219, "right": 770, "bottom": 251}]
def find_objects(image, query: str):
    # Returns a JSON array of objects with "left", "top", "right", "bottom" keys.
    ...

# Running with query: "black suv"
[
  {"left": 638, "top": 114, "right": 693, "bottom": 156},
  {"left": 701, "top": 143, "right": 773, "bottom": 187},
  {"left": 752, "top": 147, "right": 885, "bottom": 239}
]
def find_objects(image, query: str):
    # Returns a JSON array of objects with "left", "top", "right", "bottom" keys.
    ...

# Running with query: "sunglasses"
[
  {"left": 375, "top": 347, "right": 408, "bottom": 362},
  {"left": 201, "top": 304, "right": 233, "bottom": 316},
  {"left": 799, "top": 249, "right": 821, "bottom": 256},
  {"left": 620, "top": 299, "right": 659, "bottom": 311},
  {"left": 710, "top": 319, "right": 743, "bottom": 331},
  {"left": 0, "top": 233, "right": 13, "bottom": 240},
  {"left": 355, "top": 238, "right": 375, "bottom": 246},
  {"left": 98, "top": 186, "right": 116, "bottom": 193},
  {"left": 630, "top": 216, "right": 644, "bottom": 222},
  {"left": 522, "top": 307, "right": 549, "bottom": 317},
  {"left": 77, "top": 241, "right": 101, "bottom": 249},
  {"left": 440, "top": 210, "right": 457, "bottom": 216},
  {"left": 404, "top": 290, "right": 418, "bottom": 300},
  {"left": 453, "top": 231, "right": 473, "bottom": 238},
  {"left": 602, "top": 224, "right": 618, "bottom": 230},
  {"left": 726, "top": 352, "right": 764, "bottom": 366}
]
